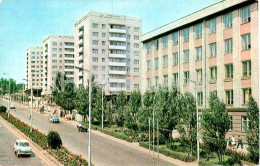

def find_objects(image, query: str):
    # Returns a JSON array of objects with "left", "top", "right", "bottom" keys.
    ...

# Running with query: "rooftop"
[{"left": 43, "top": 35, "right": 74, "bottom": 43}]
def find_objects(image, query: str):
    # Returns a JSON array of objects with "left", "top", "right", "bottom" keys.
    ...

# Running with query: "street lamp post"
[
  {"left": 3, "top": 73, "right": 11, "bottom": 118},
  {"left": 99, "top": 82, "right": 106, "bottom": 129},
  {"left": 23, "top": 78, "right": 33, "bottom": 132},
  {"left": 75, "top": 66, "right": 92, "bottom": 165}
]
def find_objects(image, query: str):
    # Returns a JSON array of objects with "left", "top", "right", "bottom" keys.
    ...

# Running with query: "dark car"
[{"left": 77, "top": 123, "right": 88, "bottom": 132}]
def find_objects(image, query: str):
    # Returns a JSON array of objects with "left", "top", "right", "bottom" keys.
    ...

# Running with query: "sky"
[{"left": 0, "top": 0, "right": 222, "bottom": 83}]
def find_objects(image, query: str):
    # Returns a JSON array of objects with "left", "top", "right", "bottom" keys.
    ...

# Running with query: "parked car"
[
  {"left": 14, "top": 140, "right": 31, "bottom": 157},
  {"left": 48, "top": 115, "right": 59, "bottom": 123},
  {"left": 10, "top": 104, "right": 15, "bottom": 109},
  {"left": 77, "top": 123, "right": 88, "bottom": 132}
]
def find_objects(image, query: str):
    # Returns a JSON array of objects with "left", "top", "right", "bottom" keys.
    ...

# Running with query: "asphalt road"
[
  {"left": 0, "top": 115, "right": 45, "bottom": 166},
  {"left": 0, "top": 99, "right": 175, "bottom": 166}
]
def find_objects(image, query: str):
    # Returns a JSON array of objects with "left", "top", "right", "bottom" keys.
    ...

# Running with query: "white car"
[
  {"left": 14, "top": 140, "right": 32, "bottom": 157},
  {"left": 10, "top": 104, "right": 15, "bottom": 109}
]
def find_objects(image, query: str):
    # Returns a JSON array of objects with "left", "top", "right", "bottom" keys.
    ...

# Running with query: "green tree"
[
  {"left": 201, "top": 93, "right": 230, "bottom": 162},
  {"left": 246, "top": 96, "right": 259, "bottom": 163},
  {"left": 114, "top": 91, "right": 127, "bottom": 127},
  {"left": 74, "top": 85, "right": 89, "bottom": 121},
  {"left": 47, "top": 131, "right": 62, "bottom": 149},
  {"left": 92, "top": 83, "right": 106, "bottom": 124}
]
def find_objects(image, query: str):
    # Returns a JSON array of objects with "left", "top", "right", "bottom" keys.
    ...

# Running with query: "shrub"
[
  {"left": 0, "top": 106, "right": 7, "bottom": 113},
  {"left": 226, "top": 156, "right": 242, "bottom": 165},
  {"left": 200, "top": 149, "right": 216, "bottom": 161},
  {"left": 47, "top": 131, "right": 62, "bottom": 149}
]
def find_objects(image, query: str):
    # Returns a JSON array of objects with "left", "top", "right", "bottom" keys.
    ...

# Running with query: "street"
[
  {"left": 0, "top": 99, "right": 175, "bottom": 166},
  {"left": 0, "top": 115, "right": 45, "bottom": 166}
]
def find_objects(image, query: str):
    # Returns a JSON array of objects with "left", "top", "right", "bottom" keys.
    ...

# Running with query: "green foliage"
[
  {"left": 201, "top": 93, "right": 230, "bottom": 162},
  {"left": 0, "top": 77, "right": 24, "bottom": 95},
  {"left": 246, "top": 96, "right": 259, "bottom": 164},
  {"left": 0, "top": 106, "right": 7, "bottom": 113},
  {"left": 91, "top": 83, "right": 106, "bottom": 124},
  {"left": 113, "top": 91, "right": 127, "bottom": 127},
  {"left": 74, "top": 86, "right": 89, "bottom": 121},
  {"left": 47, "top": 131, "right": 62, "bottom": 149}
]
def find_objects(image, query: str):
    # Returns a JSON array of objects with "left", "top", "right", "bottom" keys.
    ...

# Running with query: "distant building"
[
  {"left": 141, "top": 0, "right": 258, "bottom": 139},
  {"left": 42, "top": 35, "right": 75, "bottom": 95},
  {"left": 74, "top": 11, "right": 142, "bottom": 94}
]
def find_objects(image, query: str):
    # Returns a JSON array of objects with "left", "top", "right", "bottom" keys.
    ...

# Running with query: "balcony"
[
  {"left": 64, "top": 56, "right": 74, "bottom": 60},
  {"left": 109, "top": 78, "right": 126, "bottom": 83},
  {"left": 109, "top": 54, "right": 126, "bottom": 58},
  {"left": 109, "top": 87, "right": 126, "bottom": 92},
  {"left": 108, "top": 70, "right": 126, "bottom": 75},
  {"left": 64, "top": 50, "right": 74, "bottom": 54},
  {"left": 109, "top": 36, "right": 126, "bottom": 42},
  {"left": 78, "top": 39, "right": 84, "bottom": 45},
  {"left": 78, "top": 79, "right": 83, "bottom": 84},
  {"left": 64, "top": 63, "right": 74, "bottom": 66},
  {"left": 109, "top": 45, "right": 126, "bottom": 50},
  {"left": 79, "top": 31, "right": 84, "bottom": 37},
  {"left": 78, "top": 63, "right": 83, "bottom": 68},
  {"left": 64, "top": 68, "right": 74, "bottom": 72},
  {"left": 78, "top": 71, "right": 83, "bottom": 76},
  {"left": 64, "top": 44, "right": 74, "bottom": 49},
  {"left": 109, "top": 61, "right": 126, "bottom": 67},
  {"left": 78, "top": 55, "right": 83, "bottom": 61},
  {"left": 78, "top": 47, "right": 83, "bottom": 53},
  {"left": 66, "top": 75, "right": 74, "bottom": 78},
  {"left": 108, "top": 28, "right": 126, "bottom": 34}
]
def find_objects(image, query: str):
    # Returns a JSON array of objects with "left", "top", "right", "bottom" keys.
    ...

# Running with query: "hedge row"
[
  {"left": 0, "top": 113, "right": 89, "bottom": 166},
  {"left": 139, "top": 142, "right": 195, "bottom": 162}
]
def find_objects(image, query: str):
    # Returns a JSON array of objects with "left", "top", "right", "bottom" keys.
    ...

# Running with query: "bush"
[
  {"left": 226, "top": 156, "right": 242, "bottom": 165},
  {"left": 0, "top": 106, "right": 7, "bottom": 113},
  {"left": 200, "top": 149, "right": 216, "bottom": 161},
  {"left": 47, "top": 131, "right": 62, "bottom": 149}
]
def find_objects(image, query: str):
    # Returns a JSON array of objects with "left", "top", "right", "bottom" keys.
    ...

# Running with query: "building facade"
[
  {"left": 74, "top": 11, "right": 142, "bottom": 94},
  {"left": 141, "top": 0, "right": 258, "bottom": 139},
  {"left": 42, "top": 35, "right": 75, "bottom": 94},
  {"left": 26, "top": 46, "right": 43, "bottom": 90}
]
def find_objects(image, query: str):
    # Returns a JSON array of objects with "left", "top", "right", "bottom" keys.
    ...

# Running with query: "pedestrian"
[
  {"left": 226, "top": 137, "right": 232, "bottom": 149},
  {"left": 237, "top": 135, "right": 243, "bottom": 149},
  {"left": 40, "top": 106, "right": 44, "bottom": 114},
  {"left": 232, "top": 135, "right": 236, "bottom": 149}
]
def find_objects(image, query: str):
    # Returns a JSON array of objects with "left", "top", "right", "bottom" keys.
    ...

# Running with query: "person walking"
[
  {"left": 232, "top": 135, "right": 236, "bottom": 149},
  {"left": 237, "top": 135, "right": 243, "bottom": 149}
]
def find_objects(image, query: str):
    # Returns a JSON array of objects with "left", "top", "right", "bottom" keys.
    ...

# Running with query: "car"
[
  {"left": 77, "top": 123, "right": 88, "bottom": 132},
  {"left": 14, "top": 140, "right": 32, "bottom": 157},
  {"left": 48, "top": 115, "right": 59, "bottom": 123},
  {"left": 10, "top": 104, "right": 15, "bottom": 109}
]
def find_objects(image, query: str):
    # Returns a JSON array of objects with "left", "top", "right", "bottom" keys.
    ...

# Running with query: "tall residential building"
[
  {"left": 74, "top": 11, "right": 142, "bottom": 94},
  {"left": 141, "top": 0, "right": 258, "bottom": 139},
  {"left": 26, "top": 46, "right": 43, "bottom": 90},
  {"left": 42, "top": 35, "right": 75, "bottom": 95}
]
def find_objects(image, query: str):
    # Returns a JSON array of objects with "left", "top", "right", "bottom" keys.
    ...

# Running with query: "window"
[
  {"left": 172, "top": 32, "right": 178, "bottom": 45},
  {"left": 147, "top": 60, "right": 151, "bottom": 71},
  {"left": 155, "top": 58, "right": 158, "bottom": 70},
  {"left": 134, "top": 43, "right": 139, "bottom": 48},
  {"left": 102, "top": 33, "right": 106, "bottom": 37},
  {"left": 241, "top": 6, "right": 250, "bottom": 24},
  {"left": 242, "top": 61, "right": 251, "bottom": 76},
  {"left": 210, "top": 66, "right": 217, "bottom": 81},
  {"left": 102, "top": 41, "right": 106, "bottom": 46},
  {"left": 225, "top": 64, "right": 233, "bottom": 79},
  {"left": 183, "top": 28, "right": 189, "bottom": 42},
  {"left": 154, "top": 39, "right": 159, "bottom": 50},
  {"left": 59, "top": 60, "right": 62, "bottom": 64},
  {"left": 243, "top": 88, "right": 251, "bottom": 104},
  {"left": 224, "top": 12, "right": 232, "bottom": 29},
  {"left": 147, "top": 78, "right": 151, "bottom": 88},
  {"left": 102, "top": 58, "right": 105, "bottom": 62},
  {"left": 102, "top": 74, "right": 105, "bottom": 79},
  {"left": 52, "top": 54, "right": 57, "bottom": 58},
  {"left": 102, "top": 66, "right": 105, "bottom": 71},
  {"left": 173, "top": 53, "right": 178, "bottom": 65},
  {"left": 196, "top": 69, "right": 202, "bottom": 84},
  {"left": 102, "top": 24, "right": 106, "bottom": 29},
  {"left": 92, "top": 40, "right": 98, "bottom": 45},
  {"left": 52, "top": 42, "right": 57, "bottom": 46},
  {"left": 155, "top": 77, "right": 159, "bottom": 87},
  {"left": 127, "top": 35, "right": 130, "bottom": 39},
  {"left": 209, "top": 43, "right": 217, "bottom": 57},
  {"left": 163, "top": 75, "right": 168, "bottom": 86},
  {"left": 162, "top": 36, "right": 168, "bottom": 48},
  {"left": 134, "top": 51, "right": 139, "bottom": 56},
  {"left": 209, "top": 18, "right": 216, "bottom": 34},
  {"left": 52, "top": 48, "right": 57, "bottom": 52},
  {"left": 146, "top": 42, "right": 151, "bottom": 54},
  {"left": 134, "top": 27, "right": 139, "bottom": 32},
  {"left": 198, "top": 92, "right": 203, "bottom": 106},
  {"left": 163, "top": 55, "right": 168, "bottom": 67},
  {"left": 134, "top": 60, "right": 139, "bottom": 64},
  {"left": 134, "top": 35, "right": 139, "bottom": 40},
  {"left": 226, "top": 90, "right": 233, "bottom": 105},
  {"left": 134, "top": 68, "right": 139, "bottom": 72},
  {"left": 225, "top": 38, "right": 233, "bottom": 54},
  {"left": 92, "top": 49, "right": 98, "bottom": 54},
  {"left": 242, "top": 116, "right": 249, "bottom": 131},
  {"left": 196, "top": 47, "right": 202, "bottom": 60},
  {"left": 92, "top": 66, "right": 98, "bottom": 71},
  {"left": 183, "top": 50, "right": 189, "bottom": 63},
  {"left": 102, "top": 49, "right": 106, "bottom": 54},
  {"left": 173, "top": 73, "right": 178, "bottom": 85},
  {"left": 52, "top": 66, "right": 57, "bottom": 69},
  {"left": 241, "top": 33, "right": 251, "bottom": 50},
  {"left": 93, "top": 23, "right": 98, "bottom": 28},
  {"left": 195, "top": 23, "right": 202, "bottom": 38},
  {"left": 92, "top": 57, "right": 98, "bottom": 62},
  {"left": 59, "top": 48, "right": 62, "bottom": 52},
  {"left": 92, "top": 32, "right": 98, "bottom": 37},
  {"left": 229, "top": 115, "right": 233, "bottom": 131},
  {"left": 184, "top": 71, "right": 189, "bottom": 84}
]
